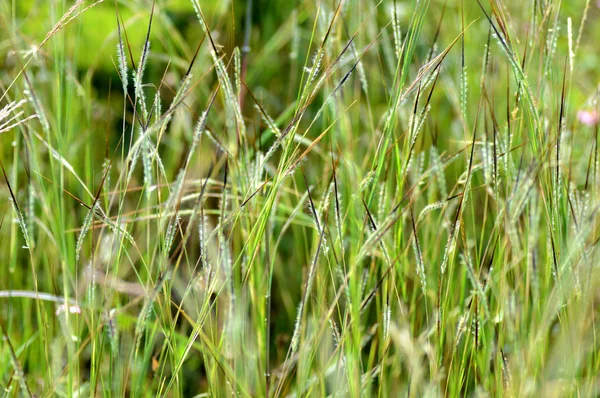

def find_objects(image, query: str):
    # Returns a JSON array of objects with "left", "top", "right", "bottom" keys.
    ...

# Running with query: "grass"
[{"left": 1, "top": 0, "right": 599, "bottom": 396}]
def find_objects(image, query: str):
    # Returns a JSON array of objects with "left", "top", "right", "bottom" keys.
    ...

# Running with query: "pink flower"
[{"left": 578, "top": 110, "right": 599, "bottom": 126}]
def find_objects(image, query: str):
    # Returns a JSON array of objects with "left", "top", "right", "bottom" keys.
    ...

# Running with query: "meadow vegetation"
[{"left": 1, "top": 0, "right": 599, "bottom": 396}]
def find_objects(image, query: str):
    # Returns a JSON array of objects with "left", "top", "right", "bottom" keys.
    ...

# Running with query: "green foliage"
[{"left": 1, "top": 0, "right": 599, "bottom": 396}]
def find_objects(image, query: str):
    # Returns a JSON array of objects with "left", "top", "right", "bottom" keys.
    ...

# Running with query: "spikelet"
[
  {"left": 291, "top": 192, "right": 326, "bottom": 354},
  {"left": 412, "top": 234, "right": 426, "bottom": 296},
  {"left": 333, "top": 184, "right": 344, "bottom": 249},
  {"left": 198, "top": 212, "right": 209, "bottom": 269},
  {"left": 391, "top": 5, "right": 402, "bottom": 59},
  {"left": 480, "top": 29, "right": 490, "bottom": 84},
  {"left": 411, "top": 151, "right": 425, "bottom": 184},
  {"left": 305, "top": 187, "right": 319, "bottom": 231},
  {"left": 116, "top": 12, "right": 128, "bottom": 94},
  {"left": 9, "top": 195, "right": 30, "bottom": 250},
  {"left": 421, "top": 56, "right": 440, "bottom": 89},
  {"left": 189, "top": 0, "right": 208, "bottom": 33},
  {"left": 183, "top": 109, "right": 209, "bottom": 169},
  {"left": 217, "top": 172, "right": 230, "bottom": 288},
  {"left": 488, "top": 28, "right": 540, "bottom": 139},
  {"left": 0, "top": 99, "right": 38, "bottom": 134},
  {"left": 501, "top": 127, "right": 511, "bottom": 174},
  {"left": 460, "top": 65, "right": 468, "bottom": 125},
  {"left": 141, "top": 134, "right": 154, "bottom": 200},
  {"left": 290, "top": 301, "right": 305, "bottom": 353},
  {"left": 511, "top": 167, "right": 536, "bottom": 222},
  {"left": 416, "top": 105, "right": 430, "bottom": 140},
  {"left": 461, "top": 252, "right": 490, "bottom": 317},
  {"left": 205, "top": 129, "right": 230, "bottom": 154},
  {"left": 27, "top": 182, "right": 35, "bottom": 246},
  {"left": 285, "top": 154, "right": 307, "bottom": 177},
  {"left": 406, "top": 108, "right": 430, "bottom": 175},
  {"left": 233, "top": 47, "right": 242, "bottom": 97},
  {"left": 317, "top": 182, "right": 333, "bottom": 231},
  {"left": 133, "top": 40, "right": 150, "bottom": 120},
  {"left": 377, "top": 183, "right": 388, "bottom": 225},
  {"left": 263, "top": 138, "right": 281, "bottom": 164},
  {"left": 101, "top": 157, "right": 111, "bottom": 198},
  {"left": 118, "top": 76, "right": 192, "bottom": 180},
  {"left": 164, "top": 215, "right": 180, "bottom": 254},
  {"left": 329, "top": 318, "right": 341, "bottom": 347},
  {"left": 383, "top": 304, "right": 391, "bottom": 341},
  {"left": 332, "top": 174, "right": 349, "bottom": 309},
  {"left": 317, "top": 182, "right": 333, "bottom": 255},
  {"left": 357, "top": 58, "right": 368, "bottom": 93},
  {"left": 3, "top": 328, "right": 31, "bottom": 397},
  {"left": 255, "top": 104, "right": 281, "bottom": 138},
  {"left": 290, "top": 10, "right": 300, "bottom": 60},
  {"left": 429, "top": 146, "right": 447, "bottom": 199},
  {"left": 192, "top": 111, "right": 207, "bottom": 148},
  {"left": 554, "top": 117, "right": 566, "bottom": 205},
  {"left": 134, "top": 271, "right": 170, "bottom": 354},
  {"left": 440, "top": 218, "right": 460, "bottom": 275},
  {"left": 76, "top": 202, "right": 98, "bottom": 264},
  {"left": 305, "top": 50, "right": 324, "bottom": 88},
  {"left": 253, "top": 153, "right": 265, "bottom": 191},
  {"left": 128, "top": 133, "right": 164, "bottom": 196},
  {"left": 454, "top": 312, "right": 469, "bottom": 351},
  {"left": 567, "top": 18, "right": 574, "bottom": 74},
  {"left": 418, "top": 201, "right": 444, "bottom": 222},
  {"left": 94, "top": 212, "right": 135, "bottom": 246},
  {"left": 220, "top": 234, "right": 234, "bottom": 335},
  {"left": 316, "top": 7, "right": 333, "bottom": 43},
  {"left": 548, "top": 234, "right": 559, "bottom": 285},
  {"left": 359, "top": 170, "right": 375, "bottom": 192},
  {"left": 482, "top": 141, "right": 491, "bottom": 184},
  {"left": 165, "top": 169, "right": 186, "bottom": 216},
  {"left": 85, "top": 263, "right": 97, "bottom": 311},
  {"left": 127, "top": 136, "right": 142, "bottom": 186},
  {"left": 159, "top": 74, "right": 193, "bottom": 132},
  {"left": 211, "top": 50, "right": 245, "bottom": 139},
  {"left": 153, "top": 91, "right": 161, "bottom": 123},
  {"left": 543, "top": 19, "right": 560, "bottom": 78}
]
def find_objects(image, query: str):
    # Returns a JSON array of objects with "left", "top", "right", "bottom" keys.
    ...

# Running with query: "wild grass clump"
[{"left": 1, "top": 0, "right": 599, "bottom": 396}]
